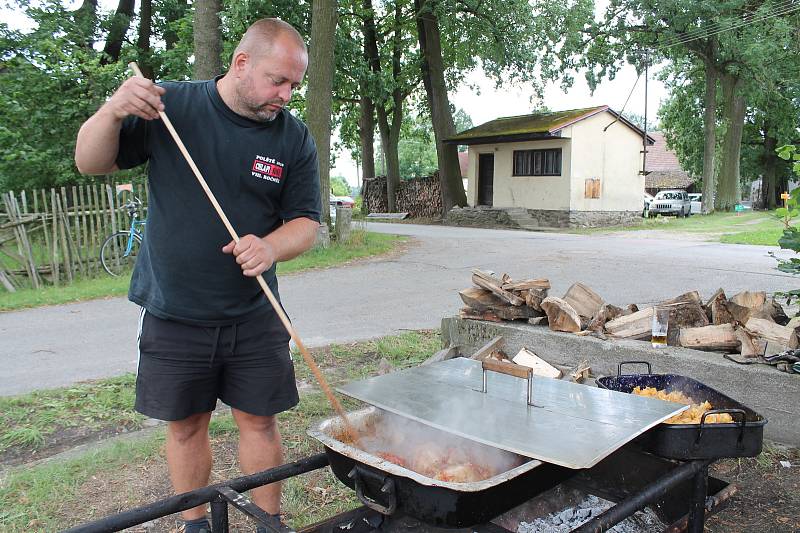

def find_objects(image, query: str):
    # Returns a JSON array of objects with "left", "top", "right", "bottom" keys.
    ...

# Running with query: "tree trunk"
[
  {"left": 73, "top": 0, "right": 98, "bottom": 50},
  {"left": 415, "top": 0, "right": 467, "bottom": 215},
  {"left": 193, "top": 0, "right": 222, "bottom": 80},
  {"left": 376, "top": 110, "right": 401, "bottom": 211},
  {"left": 164, "top": 0, "right": 187, "bottom": 51},
  {"left": 716, "top": 72, "right": 746, "bottom": 211},
  {"left": 306, "top": 0, "right": 338, "bottom": 227},
  {"left": 359, "top": 94, "right": 376, "bottom": 183},
  {"left": 763, "top": 129, "right": 778, "bottom": 209},
  {"left": 101, "top": 0, "right": 135, "bottom": 65},
  {"left": 136, "top": 0, "right": 154, "bottom": 80},
  {"left": 701, "top": 57, "right": 717, "bottom": 214}
]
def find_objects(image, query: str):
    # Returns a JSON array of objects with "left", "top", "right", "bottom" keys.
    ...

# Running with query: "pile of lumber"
[{"left": 459, "top": 271, "right": 795, "bottom": 359}]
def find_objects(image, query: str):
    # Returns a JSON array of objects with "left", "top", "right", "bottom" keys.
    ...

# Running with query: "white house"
[{"left": 445, "top": 106, "right": 654, "bottom": 227}]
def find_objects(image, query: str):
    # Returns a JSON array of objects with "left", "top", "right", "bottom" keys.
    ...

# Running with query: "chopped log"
[
  {"left": 470, "top": 336, "right": 505, "bottom": 360},
  {"left": 705, "top": 289, "right": 729, "bottom": 324},
  {"left": 501, "top": 278, "right": 551, "bottom": 291},
  {"left": 605, "top": 307, "right": 654, "bottom": 339},
  {"left": 704, "top": 288, "right": 726, "bottom": 310},
  {"left": 563, "top": 282, "right": 604, "bottom": 319},
  {"left": 459, "top": 287, "right": 505, "bottom": 311},
  {"left": 744, "top": 317, "right": 799, "bottom": 349},
  {"left": 588, "top": 304, "right": 624, "bottom": 332},
  {"left": 730, "top": 291, "right": 767, "bottom": 309},
  {"left": 659, "top": 291, "right": 702, "bottom": 306},
  {"left": 490, "top": 304, "right": 543, "bottom": 321},
  {"left": 679, "top": 324, "right": 739, "bottom": 351},
  {"left": 569, "top": 360, "right": 591, "bottom": 383},
  {"left": 512, "top": 348, "right": 562, "bottom": 379},
  {"left": 540, "top": 297, "right": 582, "bottom": 333},
  {"left": 750, "top": 298, "right": 789, "bottom": 325},
  {"left": 666, "top": 303, "right": 710, "bottom": 345},
  {"left": 471, "top": 269, "right": 525, "bottom": 306},
  {"left": 528, "top": 316, "right": 548, "bottom": 326},
  {"left": 624, "top": 304, "right": 639, "bottom": 315},
  {"left": 724, "top": 300, "right": 752, "bottom": 324},
  {"left": 487, "top": 349, "right": 510, "bottom": 362},
  {"left": 733, "top": 327, "right": 760, "bottom": 358},
  {"left": 524, "top": 288, "right": 548, "bottom": 311},
  {"left": 460, "top": 307, "right": 502, "bottom": 323}
]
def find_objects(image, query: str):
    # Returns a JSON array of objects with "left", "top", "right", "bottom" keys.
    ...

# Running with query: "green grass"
[
  {"left": 0, "top": 330, "right": 439, "bottom": 531},
  {"left": 0, "top": 231, "right": 404, "bottom": 312},
  {"left": 576, "top": 210, "right": 789, "bottom": 245},
  {"left": 0, "top": 374, "right": 143, "bottom": 455},
  {"left": 0, "top": 433, "right": 166, "bottom": 532}
]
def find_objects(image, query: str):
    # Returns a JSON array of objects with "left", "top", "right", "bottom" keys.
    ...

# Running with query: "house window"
[{"left": 513, "top": 148, "right": 562, "bottom": 177}]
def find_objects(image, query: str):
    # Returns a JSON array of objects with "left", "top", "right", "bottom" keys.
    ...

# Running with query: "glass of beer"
[{"left": 651, "top": 306, "right": 669, "bottom": 348}]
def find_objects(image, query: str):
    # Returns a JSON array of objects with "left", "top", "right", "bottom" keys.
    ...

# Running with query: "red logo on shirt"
[{"left": 251, "top": 155, "right": 284, "bottom": 183}]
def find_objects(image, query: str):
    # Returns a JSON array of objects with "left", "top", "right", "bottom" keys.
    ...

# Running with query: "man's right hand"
[{"left": 103, "top": 76, "right": 166, "bottom": 121}]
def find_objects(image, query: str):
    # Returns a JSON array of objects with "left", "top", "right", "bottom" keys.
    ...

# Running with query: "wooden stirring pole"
[{"left": 128, "top": 63, "right": 360, "bottom": 445}]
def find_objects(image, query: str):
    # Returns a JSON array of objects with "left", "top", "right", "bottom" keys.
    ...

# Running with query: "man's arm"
[
  {"left": 222, "top": 217, "right": 320, "bottom": 277},
  {"left": 75, "top": 76, "right": 165, "bottom": 175}
]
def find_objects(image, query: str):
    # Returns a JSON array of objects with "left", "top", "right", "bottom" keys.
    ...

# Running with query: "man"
[{"left": 75, "top": 18, "right": 320, "bottom": 533}]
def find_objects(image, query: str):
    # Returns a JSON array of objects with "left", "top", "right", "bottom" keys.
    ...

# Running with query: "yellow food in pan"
[{"left": 632, "top": 386, "right": 734, "bottom": 424}]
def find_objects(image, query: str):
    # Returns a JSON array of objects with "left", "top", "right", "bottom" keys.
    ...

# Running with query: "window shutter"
[{"left": 584, "top": 179, "right": 601, "bottom": 199}]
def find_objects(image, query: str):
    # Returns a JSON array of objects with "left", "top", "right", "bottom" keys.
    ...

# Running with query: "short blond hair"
[{"left": 233, "top": 18, "right": 307, "bottom": 60}]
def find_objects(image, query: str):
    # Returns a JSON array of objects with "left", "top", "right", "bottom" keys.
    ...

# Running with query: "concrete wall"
[
  {"left": 441, "top": 317, "right": 800, "bottom": 446},
  {"left": 467, "top": 138, "right": 572, "bottom": 210},
  {"left": 569, "top": 111, "right": 645, "bottom": 212}
]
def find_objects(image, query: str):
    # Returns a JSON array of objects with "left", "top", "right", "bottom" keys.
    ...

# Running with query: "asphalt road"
[{"left": 1, "top": 223, "right": 794, "bottom": 396}]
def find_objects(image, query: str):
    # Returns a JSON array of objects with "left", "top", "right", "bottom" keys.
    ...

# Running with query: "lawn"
[
  {"left": 577, "top": 210, "right": 788, "bottom": 245},
  {"left": 0, "top": 231, "right": 405, "bottom": 312}
]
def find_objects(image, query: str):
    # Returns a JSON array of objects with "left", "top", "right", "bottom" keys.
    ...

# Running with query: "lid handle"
[{"left": 482, "top": 359, "right": 535, "bottom": 406}]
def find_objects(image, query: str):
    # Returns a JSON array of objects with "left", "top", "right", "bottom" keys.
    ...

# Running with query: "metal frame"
[{"left": 60, "top": 449, "right": 720, "bottom": 533}]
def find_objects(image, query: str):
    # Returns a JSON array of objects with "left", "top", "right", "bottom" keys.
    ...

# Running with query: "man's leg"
[
  {"left": 232, "top": 408, "right": 283, "bottom": 514},
  {"left": 166, "top": 411, "right": 214, "bottom": 520}
]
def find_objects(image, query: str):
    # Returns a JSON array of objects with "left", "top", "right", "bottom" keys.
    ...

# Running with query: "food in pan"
[
  {"left": 632, "top": 386, "right": 734, "bottom": 424},
  {"left": 376, "top": 444, "right": 495, "bottom": 482}
]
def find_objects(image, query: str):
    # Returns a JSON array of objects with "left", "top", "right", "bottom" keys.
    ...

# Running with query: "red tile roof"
[{"left": 646, "top": 132, "right": 683, "bottom": 172}]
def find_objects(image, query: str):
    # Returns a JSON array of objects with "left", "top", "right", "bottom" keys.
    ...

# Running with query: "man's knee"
[
  {"left": 168, "top": 412, "right": 212, "bottom": 444},
  {"left": 233, "top": 409, "right": 278, "bottom": 438}
]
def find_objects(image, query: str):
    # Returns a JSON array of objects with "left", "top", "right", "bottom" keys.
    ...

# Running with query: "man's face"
[{"left": 234, "top": 35, "right": 308, "bottom": 122}]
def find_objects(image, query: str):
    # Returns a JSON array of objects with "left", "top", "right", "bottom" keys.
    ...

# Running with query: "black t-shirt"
[{"left": 116, "top": 78, "right": 321, "bottom": 326}]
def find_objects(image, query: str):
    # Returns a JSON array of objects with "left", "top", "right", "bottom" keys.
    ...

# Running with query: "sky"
[{"left": 1, "top": 0, "right": 669, "bottom": 187}]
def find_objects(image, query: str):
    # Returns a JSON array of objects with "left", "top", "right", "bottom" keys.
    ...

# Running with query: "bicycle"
[{"left": 100, "top": 196, "right": 146, "bottom": 276}]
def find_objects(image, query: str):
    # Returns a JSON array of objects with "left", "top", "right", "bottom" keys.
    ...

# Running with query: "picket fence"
[{"left": 0, "top": 181, "right": 148, "bottom": 291}]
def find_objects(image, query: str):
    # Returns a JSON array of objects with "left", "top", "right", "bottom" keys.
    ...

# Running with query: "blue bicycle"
[{"left": 101, "top": 196, "right": 146, "bottom": 276}]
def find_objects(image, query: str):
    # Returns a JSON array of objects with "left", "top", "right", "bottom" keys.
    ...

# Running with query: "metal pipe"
[
  {"left": 210, "top": 496, "right": 229, "bottom": 533},
  {"left": 571, "top": 460, "right": 711, "bottom": 533},
  {"left": 687, "top": 464, "right": 709, "bottom": 533},
  {"left": 61, "top": 453, "right": 329, "bottom": 533}
]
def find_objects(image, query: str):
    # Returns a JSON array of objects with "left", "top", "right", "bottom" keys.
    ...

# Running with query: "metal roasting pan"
[
  {"left": 596, "top": 361, "right": 767, "bottom": 460},
  {"left": 308, "top": 406, "right": 575, "bottom": 528}
]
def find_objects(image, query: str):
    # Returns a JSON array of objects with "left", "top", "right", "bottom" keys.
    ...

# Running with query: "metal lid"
[{"left": 337, "top": 358, "right": 686, "bottom": 469}]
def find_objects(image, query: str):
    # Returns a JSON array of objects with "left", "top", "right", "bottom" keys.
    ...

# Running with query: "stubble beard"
[{"left": 233, "top": 78, "right": 283, "bottom": 123}]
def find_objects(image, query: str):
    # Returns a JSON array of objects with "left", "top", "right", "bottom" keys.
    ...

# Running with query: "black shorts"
[{"left": 135, "top": 309, "right": 299, "bottom": 421}]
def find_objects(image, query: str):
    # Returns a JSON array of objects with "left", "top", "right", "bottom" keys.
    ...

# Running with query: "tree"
[
  {"left": 101, "top": 0, "right": 135, "bottom": 65},
  {"left": 306, "top": 0, "right": 339, "bottom": 226},
  {"left": 193, "top": 0, "right": 222, "bottom": 79}
]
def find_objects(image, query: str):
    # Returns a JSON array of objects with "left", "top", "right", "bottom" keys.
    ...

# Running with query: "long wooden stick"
[{"left": 128, "top": 63, "right": 360, "bottom": 444}]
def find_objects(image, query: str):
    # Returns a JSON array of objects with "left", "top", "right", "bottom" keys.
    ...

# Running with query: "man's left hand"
[{"left": 222, "top": 235, "right": 276, "bottom": 277}]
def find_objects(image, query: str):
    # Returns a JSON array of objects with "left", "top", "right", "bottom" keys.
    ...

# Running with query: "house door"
[{"left": 478, "top": 153, "right": 494, "bottom": 206}]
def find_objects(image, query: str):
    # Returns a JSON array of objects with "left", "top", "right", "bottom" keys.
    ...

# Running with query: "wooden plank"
[
  {"left": 512, "top": 347, "right": 562, "bottom": 379},
  {"left": 470, "top": 335, "right": 505, "bottom": 360},
  {"left": 471, "top": 269, "right": 525, "bottom": 306},
  {"left": 38, "top": 189, "right": 52, "bottom": 283},
  {"left": 55, "top": 193, "right": 73, "bottom": 282},
  {"left": 0, "top": 269, "right": 16, "bottom": 292},
  {"left": 501, "top": 278, "right": 551, "bottom": 291},
  {"left": 50, "top": 188, "right": 60, "bottom": 285}
]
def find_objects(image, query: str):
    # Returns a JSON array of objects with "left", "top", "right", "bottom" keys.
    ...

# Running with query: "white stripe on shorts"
[{"left": 136, "top": 307, "right": 146, "bottom": 373}]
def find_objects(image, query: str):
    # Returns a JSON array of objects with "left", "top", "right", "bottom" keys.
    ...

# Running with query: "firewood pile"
[
  {"left": 459, "top": 269, "right": 795, "bottom": 359},
  {"left": 362, "top": 174, "right": 442, "bottom": 218}
]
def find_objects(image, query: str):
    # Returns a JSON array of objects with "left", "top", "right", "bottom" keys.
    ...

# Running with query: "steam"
[{"left": 347, "top": 409, "right": 526, "bottom": 480}]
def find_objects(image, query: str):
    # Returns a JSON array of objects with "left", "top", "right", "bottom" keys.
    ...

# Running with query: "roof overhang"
[{"left": 443, "top": 132, "right": 563, "bottom": 146}]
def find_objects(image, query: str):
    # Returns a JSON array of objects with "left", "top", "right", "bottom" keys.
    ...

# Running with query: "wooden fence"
[{"left": 0, "top": 180, "right": 148, "bottom": 292}]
